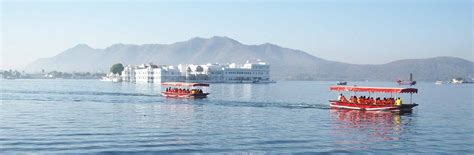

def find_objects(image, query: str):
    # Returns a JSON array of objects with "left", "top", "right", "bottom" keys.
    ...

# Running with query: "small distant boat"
[
  {"left": 435, "top": 81, "right": 443, "bottom": 85},
  {"left": 100, "top": 73, "right": 122, "bottom": 82},
  {"left": 449, "top": 77, "right": 464, "bottom": 84},
  {"left": 397, "top": 80, "right": 416, "bottom": 86},
  {"left": 337, "top": 81, "right": 347, "bottom": 85},
  {"left": 329, "top": 86, "right": 418, "bottom": 112},
  {"left": 396, "top": 73, "right": 416, "bottom": 86},
  {"left": 161, "top": 82, "right": 210, "bottom": 99}
]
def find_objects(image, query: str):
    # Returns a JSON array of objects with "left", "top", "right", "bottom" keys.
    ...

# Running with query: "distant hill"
[{"left": 26, "top": 36, "right": 474, "bottom": 81}]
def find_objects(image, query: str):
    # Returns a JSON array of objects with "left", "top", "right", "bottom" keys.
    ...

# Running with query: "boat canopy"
[
  {"left": 330, "top": 86, "right": 418, "bottom": 94},
  {"left": 161, "top": 82, "right": 210, "bottom": 87}
]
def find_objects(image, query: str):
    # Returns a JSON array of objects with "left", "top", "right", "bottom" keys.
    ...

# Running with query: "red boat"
[
  {"left": 329, "top": 86, "right": 418, "bottom": 112},
  {"left": 161, "top": 82, "right": 210, "bottom": 99}
]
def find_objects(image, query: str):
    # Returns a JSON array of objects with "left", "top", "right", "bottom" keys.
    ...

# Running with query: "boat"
[
  {"left": 435, "top": 81, "right": 443, "bottom": 85},
  {"left": 161, "top": 82, "right": 210, "bottom": 99},
  {"left": 100, "top": 73, "right": 122, "bottom": 82},
  {"left": 396, "top": 73, "right": 416, "bottom": 86},
  {"left": 337, "top": 81, "right": 347, "bottom": 85},
  {"left": 329, "top": 85, "right": 418, "bottom": 112},
  {"left": 449, "top": 77, "right": 464, "bottom": 84}
]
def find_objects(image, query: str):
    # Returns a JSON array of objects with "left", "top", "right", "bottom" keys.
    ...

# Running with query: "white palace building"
[{"left": 121, "top": 61, "right": 272, "bottom": 83}]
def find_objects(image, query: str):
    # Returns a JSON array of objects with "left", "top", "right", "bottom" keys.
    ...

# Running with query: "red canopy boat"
[
  {"left": 161, "top": 82, "right": 210, "bottom": 99},
  {"left": 329, "top": 86, "right": 418, "bottom": 111}
]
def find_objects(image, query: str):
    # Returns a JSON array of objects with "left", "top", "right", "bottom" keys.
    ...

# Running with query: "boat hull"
[
  {"left": 329, "top": 101, "right": 418, "bottom": 112},
  {"left": 161, "top": 92, "right": 209, "bottom": 99}
]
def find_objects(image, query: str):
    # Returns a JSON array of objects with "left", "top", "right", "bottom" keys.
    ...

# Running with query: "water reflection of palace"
[{"left": 329, "top": 109, "right": 414, "bottom": 149}]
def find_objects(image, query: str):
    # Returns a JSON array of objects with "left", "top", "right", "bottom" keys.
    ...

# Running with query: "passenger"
[
  {"left": 359, "top": 96, "right": 365, "bottom": 104},
  {"left": 338, "top": 94, "right": 344, "bottom": 102},
  {"left": 395, "top": 97, "right": 402, "bottom": 107},
  {"left": 369, "top": 97, "right": 374, "bottom": 105},
  {"left": 352, "top": 96, "right": 358, "bottom": 104},
  {"left": 342, "top": 96, "right": 348, "bottom": 103}
]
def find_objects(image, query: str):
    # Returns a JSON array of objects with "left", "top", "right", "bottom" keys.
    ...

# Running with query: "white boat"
[
  {"left": 435, "top": 81, "right": 443, "bottom": 85},
  {"left": 100, "top": 73, "right": 122, "bottom": 82},
  {"left": 450, "top": 78, "right": 464, "bottom": 84}
]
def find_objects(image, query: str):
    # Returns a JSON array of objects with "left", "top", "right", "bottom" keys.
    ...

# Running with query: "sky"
[{"left": 1, "top": 0, "right": 472, "bottom": 70}]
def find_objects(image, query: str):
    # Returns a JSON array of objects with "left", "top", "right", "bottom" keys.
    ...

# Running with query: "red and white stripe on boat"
[{"left": 330, "top": 102, "right": 398, "bottom": 111}]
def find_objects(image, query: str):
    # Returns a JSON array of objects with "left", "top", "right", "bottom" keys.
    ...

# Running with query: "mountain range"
[{"left": 26, "top": 36, "right": 474, "bottom": 81}]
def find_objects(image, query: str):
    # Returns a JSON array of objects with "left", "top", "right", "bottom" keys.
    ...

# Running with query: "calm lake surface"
[{"left": 1, "top": 80, "right": 473, "bottom": 153}]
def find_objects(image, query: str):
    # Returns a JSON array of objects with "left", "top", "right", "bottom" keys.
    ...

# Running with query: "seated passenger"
[
  {"left": 341, "top": 96, "right": 348, "bottom": 103},
  {"left": 358, "top": 96, "right": 364, "bottom": 104},
  {"left": 395, "top": 97, "right": 402, "bottom": 106},
  {"left": 338, "top": 94, "right": 346, "bottom": 102},
  {"left": 369, "top": 97, "right": 374, "bottom": 105},
  {"left": 351, "top": 96, "right": 358, "bottom": 104}
]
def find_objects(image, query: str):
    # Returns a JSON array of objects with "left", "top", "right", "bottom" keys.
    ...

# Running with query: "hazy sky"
[{"left": 1, "top": 0, "right": 472, "bottom": 70}]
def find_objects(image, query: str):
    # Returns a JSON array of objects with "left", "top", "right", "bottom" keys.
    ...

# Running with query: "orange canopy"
[
  {"left": 330, "top": 86, "right": 418, "bottom": 94},
  {"left": 161, "top": 82, "right": 209, "bottom": 87}
]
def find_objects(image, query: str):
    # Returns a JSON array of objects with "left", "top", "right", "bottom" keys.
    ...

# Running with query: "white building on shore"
[
  {"left": 122, "top": 61, "right": 272, "bottom": 83},
  {"left": 123, "top": 64, "right": 182, "bottom": 83}
]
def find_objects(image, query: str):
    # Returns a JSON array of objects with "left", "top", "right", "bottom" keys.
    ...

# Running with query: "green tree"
[{"left": 110, "top": 63, "right": 124, "bottom": 75}]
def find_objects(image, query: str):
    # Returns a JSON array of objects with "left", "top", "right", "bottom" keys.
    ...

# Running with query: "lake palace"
[{"left": 121, "top": 60, "right": 272, "bottom": 83}]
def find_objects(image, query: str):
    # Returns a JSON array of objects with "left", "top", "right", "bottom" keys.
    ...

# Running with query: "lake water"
[{"left": 1, "top": 80, "right": 473, "bottom": 153}]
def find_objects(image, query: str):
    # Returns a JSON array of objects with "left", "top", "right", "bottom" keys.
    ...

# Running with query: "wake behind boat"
[{"left": 329, "top": 85, "right": 418, "bottom": 112}]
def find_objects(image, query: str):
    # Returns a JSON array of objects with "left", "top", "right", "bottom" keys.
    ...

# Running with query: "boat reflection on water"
[{"left": 329, "top": 109, "right": 415, "bottom": 150}]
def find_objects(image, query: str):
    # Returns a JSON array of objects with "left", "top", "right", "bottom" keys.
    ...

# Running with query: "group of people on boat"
[
  {"left": 338, "top": 94, "right": 402, "bottom": 106},
  {"left": 165, "top": 87, "right": 204, "bottom": 95}
]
